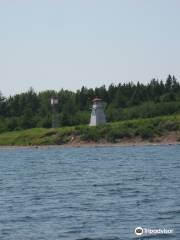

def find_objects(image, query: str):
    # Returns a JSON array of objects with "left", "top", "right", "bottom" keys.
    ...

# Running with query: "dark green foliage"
[
  {"left": 119, "top": 101, "right": 180, "bottom": 120},
  {"left": 77, "top": 126, "right": 101, "bottom": 142},
  {"left": 159, "top": 120, "right": 180, "bottom": 131},
  {"left": 135, "top": 126, "right": 154, "bottom": 139},
  {"left": 1, "top": 75, "right": 180, "bottom": 132},
  {"left": 0, "top": 115, "right": 180, "bottom": 145}
]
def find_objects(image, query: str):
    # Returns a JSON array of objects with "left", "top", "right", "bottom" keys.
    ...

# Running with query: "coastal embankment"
[{"left": 0, "top": 114, "right": 180, "bottom": 147}]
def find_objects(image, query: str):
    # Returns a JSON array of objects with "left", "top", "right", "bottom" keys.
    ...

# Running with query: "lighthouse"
[{"left": 89, "top": 98, "right": 106, "bottom": 126}]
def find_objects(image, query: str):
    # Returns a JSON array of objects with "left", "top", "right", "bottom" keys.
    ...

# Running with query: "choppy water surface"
[{"left": 0, "top": 145, "right": 180, "bottom": 240}]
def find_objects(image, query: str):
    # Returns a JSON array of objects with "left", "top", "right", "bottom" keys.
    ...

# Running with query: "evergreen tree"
[{"left": 0, "top": 74, "right": 180, "bottom": 130}]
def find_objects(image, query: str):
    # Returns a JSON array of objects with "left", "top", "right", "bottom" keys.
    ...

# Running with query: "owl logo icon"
[{"left": 135, "top": 227, "right": 144, "bottom": 236}]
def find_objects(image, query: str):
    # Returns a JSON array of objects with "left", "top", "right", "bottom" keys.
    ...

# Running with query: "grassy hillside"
[{"left": 0, "top": 114, "right": 180, "bottom": 146}]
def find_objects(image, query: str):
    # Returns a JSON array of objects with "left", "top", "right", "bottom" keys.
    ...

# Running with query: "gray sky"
[{"left": 0, "top": 0, "right": 180, "bottom": 96}]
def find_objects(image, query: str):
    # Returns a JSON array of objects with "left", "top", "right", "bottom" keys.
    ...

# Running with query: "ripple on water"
[{"left": 0, "top": 146, "right": 179, "bottom": 240}]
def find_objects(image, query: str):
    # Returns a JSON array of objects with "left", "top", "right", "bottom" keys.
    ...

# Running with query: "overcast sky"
[{"left": 0, "top": 0, "right": 180, "bottom": 96}]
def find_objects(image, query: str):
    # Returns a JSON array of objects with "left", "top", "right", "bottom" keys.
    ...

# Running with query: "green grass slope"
[{"left": 0, "top": 115, "right": 180, "bottom": 146}]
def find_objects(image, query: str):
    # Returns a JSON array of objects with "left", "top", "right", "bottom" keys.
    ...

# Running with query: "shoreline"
[
  {"left": 0, "top": 115, "right": 180, "bottom": 148},
  {"left": 0, "top": 140, "right": 179, "bottom": 149}
]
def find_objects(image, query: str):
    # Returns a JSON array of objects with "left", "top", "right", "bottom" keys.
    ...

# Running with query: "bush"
[
  {"left": 136, "top": 127, "right": 154, "bottom": 139},
  {"left": 6, "top": 117, "right": 19, "bottom": 131},
  {"left": 54, "top": 132, "right": 69, "bottom": 144},
  {"left": 159, "top": 120, "right": 180, "bottom": 131},
  {"left": 80, "top": 127, "right": 101, "bottom": 142},
  {"left": 106, "top": 129, "right": 117, "bottom": 142},
  {"left": 0, "top": 119, "right": 7, "bottom": 133}
]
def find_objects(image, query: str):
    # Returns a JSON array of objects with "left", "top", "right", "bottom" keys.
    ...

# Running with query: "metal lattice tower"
[{"left": 51, "top": 97, "right": 60, "bottom": 128}]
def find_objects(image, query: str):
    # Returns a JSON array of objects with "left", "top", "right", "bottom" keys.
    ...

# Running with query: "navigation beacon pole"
[{"left": 51, "top": 96, "right": 60, "bottom": 128}]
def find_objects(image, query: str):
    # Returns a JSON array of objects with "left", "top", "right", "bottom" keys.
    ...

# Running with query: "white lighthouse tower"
[{"left": 89, "top": 98, "right": 106, "bottom": 126}]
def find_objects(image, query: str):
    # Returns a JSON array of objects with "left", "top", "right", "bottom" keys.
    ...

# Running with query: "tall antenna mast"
[{"left": 50, "top": 96, "right": 60, "bottom": 128}]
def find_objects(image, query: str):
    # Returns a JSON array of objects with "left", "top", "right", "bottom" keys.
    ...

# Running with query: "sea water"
[{"left": 0, "top": 145, "right": 180, "bottom": 240}]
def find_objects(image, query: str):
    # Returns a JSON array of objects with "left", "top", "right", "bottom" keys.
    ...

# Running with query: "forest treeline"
[{"left": 0, "top": 74, "right": 180, "bottom": 132}]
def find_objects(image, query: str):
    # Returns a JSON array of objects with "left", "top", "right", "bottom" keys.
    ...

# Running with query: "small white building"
[{"left": 89, "top": 98, "right": 106, "bottom": 126}]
